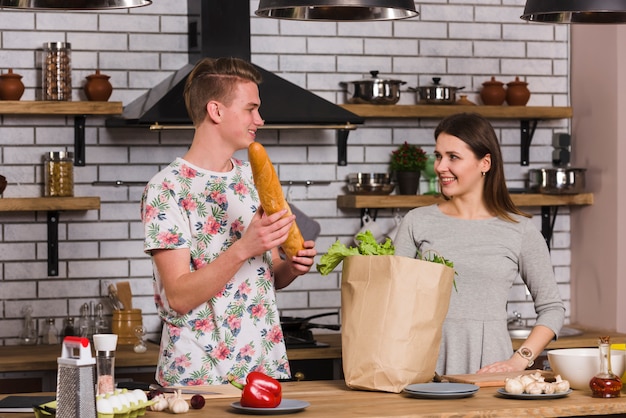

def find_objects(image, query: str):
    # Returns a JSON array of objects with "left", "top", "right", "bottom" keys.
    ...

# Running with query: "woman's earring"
[{"left": 481, "top": 171, "right": 486, "bottom": 177}]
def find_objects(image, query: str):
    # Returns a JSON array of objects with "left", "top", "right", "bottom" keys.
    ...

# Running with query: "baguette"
[{"left": 248, "top": 142, "right": 305, "bottom": 259}]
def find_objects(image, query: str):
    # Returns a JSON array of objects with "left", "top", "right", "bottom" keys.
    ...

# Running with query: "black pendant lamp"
[
  {"left": 521, "top": 0, "right": 626, "bottom": 23},
  {"left": 255, "top": 0, "right": 418, "bottom": 21},
  {"left": 0, "top": 0, "right": 151, "bottom": 9}
]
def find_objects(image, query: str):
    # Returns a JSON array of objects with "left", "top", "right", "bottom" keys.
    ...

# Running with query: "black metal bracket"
[
  {"left": 541, "top": 206, "right": 559, "bottom": 251},
  {"left": 74, "top": 115, "right": 87, "bottom": 166},
  {"left": 520, "top": 119, "right": 538, "bottom": 166},
  {"left": 337, "top": 129, "right": 350, "bottom": 166},
  {"left": 47, "top": 210, "right": 59, "bottom": 276}
]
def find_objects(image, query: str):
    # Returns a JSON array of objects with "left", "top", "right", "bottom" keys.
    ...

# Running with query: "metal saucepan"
[
  {"left": 280, "top": 312, "right": 341, "bottom": 332},
  {"left": 409, "top": 77, "right": 465, "bottom": 105},
  {"left": 340, "top": 70, "right": 406, "bottom": 105},
  {"left": 528, "top": 167, "right": 586, "bottom": 194}
]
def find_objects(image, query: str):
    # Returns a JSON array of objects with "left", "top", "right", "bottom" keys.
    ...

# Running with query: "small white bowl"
[{"left": 548, "top": 348, "right": 626, "bottom": 390}]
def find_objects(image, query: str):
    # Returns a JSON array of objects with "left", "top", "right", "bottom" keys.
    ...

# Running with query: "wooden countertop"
[
  {"left": 0, "top": 334, "right": 342, "bottom": 373},
  {"left": 3, "top": 379, "right": 626, "bottom": 417},
  {"left": 1, "top": 328, "right": 623, "bottom": 374}
]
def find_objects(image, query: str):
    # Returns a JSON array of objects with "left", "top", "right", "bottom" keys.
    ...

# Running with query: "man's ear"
[{"left": 207, "top": 100, "right": 221, "bottom": 122}]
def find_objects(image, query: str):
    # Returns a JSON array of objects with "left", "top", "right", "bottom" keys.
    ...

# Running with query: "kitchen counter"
[
  {"left": 1, "top": 327, "right": 623, "bottom": 374},
  {"left": 0, "top": 334, "right": 342, "bottom": 374},
  {"left": 4, "top": 379, "right": 626, "bottom": 417}
]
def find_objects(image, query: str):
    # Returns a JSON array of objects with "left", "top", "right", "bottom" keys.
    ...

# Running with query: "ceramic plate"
[
  {"left": 404, "top": 383, "right": 480, "bottom": 394},
  {"left": 403, "top": 389, "right": 478, "bottom": 399},
  {"left": 230, "top": 399, "right": 310, "bottom": 415},
  {"left": 497, "top": 388, "right": 573, "bottom": 400}
]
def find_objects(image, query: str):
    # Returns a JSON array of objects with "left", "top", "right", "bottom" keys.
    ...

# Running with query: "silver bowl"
[
  {"left": 348, "top": 172, "right": 392, "bottom": 185},
  {"left": 347, "top": 183, "right": 396, "bottom": 195}
]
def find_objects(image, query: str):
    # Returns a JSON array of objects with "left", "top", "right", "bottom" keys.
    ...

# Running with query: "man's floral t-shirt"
[{"left": 140, "top": 157, "right": 290, "bottom": 386}]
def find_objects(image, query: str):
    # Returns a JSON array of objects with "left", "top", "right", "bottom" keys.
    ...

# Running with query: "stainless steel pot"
[
  {"left": 528, "top": 167, "right": 586, "bottom": 194},
  {"left": 409, "top": 77, "right": 465, "bottom": 105},
  {"left": 341, "top": 71, "right": 406, "bottom": 105}
]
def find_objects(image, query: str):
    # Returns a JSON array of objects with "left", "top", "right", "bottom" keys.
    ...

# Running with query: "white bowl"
[{"left": 547, "top": 348, "right": 626, "bottom": 390}]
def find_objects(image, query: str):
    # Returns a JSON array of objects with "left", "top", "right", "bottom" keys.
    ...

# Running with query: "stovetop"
[{"left": 283, "top": 329, "right": 329, "bottom": 349}]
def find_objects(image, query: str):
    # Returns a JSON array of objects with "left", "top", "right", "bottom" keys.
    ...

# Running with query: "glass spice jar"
[
  {"left": 44, "top": 151, "right": 74, "bottom": 197},
  {"left": 42, "top": 317, "right": 59, "bottom": 345},
  {"left": 42, "top": 42, "right": 72, "bottom": 101}
]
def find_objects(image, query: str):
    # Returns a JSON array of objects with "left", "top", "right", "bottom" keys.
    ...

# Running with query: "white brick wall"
[{"left": 0, "top": 0, "right": 572, "bottom": 344}]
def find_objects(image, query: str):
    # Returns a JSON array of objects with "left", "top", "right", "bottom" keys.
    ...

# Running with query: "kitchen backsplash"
[{"left": 0, "top": 0, "right": 571, "bottom": 345}]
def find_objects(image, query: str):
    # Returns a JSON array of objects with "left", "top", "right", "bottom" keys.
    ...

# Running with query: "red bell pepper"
[{"left": 230, "top": 371, "right": 282, "bottom": 408}]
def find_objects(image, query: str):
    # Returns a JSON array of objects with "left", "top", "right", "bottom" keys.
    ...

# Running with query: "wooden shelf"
[
  {"left": 0, "top": 101, "right": 122, "bottom": 115},
  {"left": 0, "top": 101, "right": 123, "bottom": 166},
  {"left": 340, "top": 104, "right": 572, "bottom": 119},
  {"left": 0, "top": 196, "right": 100, "bottom": 212},
  {"left": 337, "top": 193, "right": 593, "bottom": 209}
]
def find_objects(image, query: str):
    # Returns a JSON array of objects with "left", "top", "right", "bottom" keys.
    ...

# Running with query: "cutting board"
[
  {"left": 442, "top": 370, "right": 554, "bottom": 387},
  {"left": 173, "top": 384, "right": 242, "bottom": 400}
]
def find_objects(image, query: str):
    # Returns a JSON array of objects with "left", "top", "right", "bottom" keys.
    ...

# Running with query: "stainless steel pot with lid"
[
  {"left": 409, "top": 77, "right": 465, "bottom": 105},
  {"left": 341, "top": 70, "right": 406, "bottom": 105}
]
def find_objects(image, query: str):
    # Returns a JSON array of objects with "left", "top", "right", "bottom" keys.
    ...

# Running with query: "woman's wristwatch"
[{"left": 515, "top": 346, "right": 535, "bottom": 368}]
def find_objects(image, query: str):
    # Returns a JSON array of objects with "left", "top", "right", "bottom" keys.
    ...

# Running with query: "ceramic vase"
[
  {"left": 0, "top": 68, "right": 25, "bottom": 100},
  {"left": 506, "top": 76, "right": 531, "bottom": 106},
  {"left": 395, "top": 171, "right": 420, "bottom": 195},
  {"left": 480, "top": 76, "right": 506, "bottom": 106},
  {"left": 84, "top": 69, "right": 113, "bottom": 101}
]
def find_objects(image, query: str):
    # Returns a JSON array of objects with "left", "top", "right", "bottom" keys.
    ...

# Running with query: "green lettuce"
[{"left": 316, "top": 230, "right": 395, "bottom": 276}]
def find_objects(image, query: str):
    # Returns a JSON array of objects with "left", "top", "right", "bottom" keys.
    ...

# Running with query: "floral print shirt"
[{"left": 140, "top": 157, "right": 290, "bottom": 386}]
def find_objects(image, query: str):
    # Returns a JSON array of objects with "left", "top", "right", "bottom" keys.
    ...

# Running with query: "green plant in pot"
[{"left": 390, "top": 141, "right": 427, "bottom": 195}]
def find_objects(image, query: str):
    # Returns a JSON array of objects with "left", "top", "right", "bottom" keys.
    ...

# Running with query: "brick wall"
[{"left": 0, "top": 0, "right": 571, "bottom": 345}]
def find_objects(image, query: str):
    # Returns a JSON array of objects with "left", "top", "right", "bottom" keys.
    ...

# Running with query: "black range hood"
[{"left": 106, "top": 0, "right": 364, "bottom": 164}]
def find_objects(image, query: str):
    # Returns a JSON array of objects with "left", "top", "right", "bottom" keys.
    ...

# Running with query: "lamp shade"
[
  {"left": 521, "top": 0, "right": 626, "bottom": 23},
  {"left": 255, "top": 0, "right": 418, "bottom": 21},
  {"left": 0, "top": 0, "right": 151, "bottom": 9}
]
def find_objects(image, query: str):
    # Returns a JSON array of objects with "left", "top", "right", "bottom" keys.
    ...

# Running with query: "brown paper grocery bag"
[{"left": 341, "top": 255, "right": 455, "bottom": 393}]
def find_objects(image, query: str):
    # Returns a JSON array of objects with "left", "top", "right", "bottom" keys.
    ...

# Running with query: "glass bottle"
[
  {"left": 42, "top": 317, "right": 59, "bottom": 344},
  {"left": 19, "top": 305, "right": 37, "bottom": 345},
  {"left": 43, "top": 151, "right": 74, "bottom": 197},
  {"left": 590, "top": 336, "right": 622, "bottom": 398},
  {"left": 78, "top": 302, "right": 92, "bottom": 340},
  {"left": 61, "top": 316, "right": 76, "bottom": 339},
  {"left": 42, "top": 41, "right": 72, "bottom": 101},
  {"left": 94, "top": 302, "right": 109, "bottom": 334}
]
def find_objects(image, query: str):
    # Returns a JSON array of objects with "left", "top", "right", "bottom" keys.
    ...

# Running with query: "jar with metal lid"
[
  {"left": 44, "top": 151, "right": 74, "bottom": 197},
  {"left": 42, "top": 42, "right": 72, "bottom": 101}
]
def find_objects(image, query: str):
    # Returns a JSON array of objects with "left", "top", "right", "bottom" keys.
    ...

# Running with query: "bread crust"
[{"left": 249, "top": 142, "right": 305, "bottom": 258}]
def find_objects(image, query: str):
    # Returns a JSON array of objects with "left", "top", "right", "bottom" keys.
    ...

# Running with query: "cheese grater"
[{"left": 56, "top": 336, "right": 97, "bottom": 418}]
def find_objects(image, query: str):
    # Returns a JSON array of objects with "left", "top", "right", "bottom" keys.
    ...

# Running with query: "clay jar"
[
  {"left": 480, "top": 76, "right": 506, "bottom": 106},
  {"left": 84, "top": 69, "right": 113, "bottom": 101},
  {"left": 506, "top": 76, "right": 531, "bottom": 106},
  {"left": 0, "top": 68, "right": 25, "bottom": 100}
]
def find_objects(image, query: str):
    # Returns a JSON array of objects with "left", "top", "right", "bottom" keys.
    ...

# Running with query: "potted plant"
[{"left": 390, "top": 141, "right": 427, "bottom": 195}]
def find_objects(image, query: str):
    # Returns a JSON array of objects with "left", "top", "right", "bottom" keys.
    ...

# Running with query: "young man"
[{"left": 140, "top": 57, "right": 317, "bottom": 386}]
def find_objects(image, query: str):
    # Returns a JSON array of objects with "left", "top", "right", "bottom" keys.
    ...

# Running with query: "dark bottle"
[{"left": 61, "top": 317, "right": 76, "bottom": 338}]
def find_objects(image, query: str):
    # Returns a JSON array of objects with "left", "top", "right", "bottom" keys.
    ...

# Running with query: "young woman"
[{"left": 394, "top": 113, "right": 564, "bottom": 375}]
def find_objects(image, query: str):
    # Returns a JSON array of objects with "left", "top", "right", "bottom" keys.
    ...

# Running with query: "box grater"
[{"left": 56, "top": 336, "right": 97, "bottom": 418}]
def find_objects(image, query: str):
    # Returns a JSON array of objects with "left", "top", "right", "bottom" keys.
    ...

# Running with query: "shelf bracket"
[
  {"left": 337, "top": 129, "right": 350, "bottom": 166},
  {"left": 74, "top": 115, "right": 87, "bottom": 167},
  {"left": 520, "top": 119, "right": 538, "bottom": 166},
  {"left": 541, "top": 206, "right": 558, "bottom": 251},
  {"left": 47, "top": 210, "right": 59, "bottom": 276}
]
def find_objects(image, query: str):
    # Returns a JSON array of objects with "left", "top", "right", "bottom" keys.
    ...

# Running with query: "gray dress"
[{"left": 394, "top": 205, "right": 565, "bottom": 375}]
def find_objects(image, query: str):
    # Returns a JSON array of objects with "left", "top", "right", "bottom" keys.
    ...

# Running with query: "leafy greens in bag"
[{"left": 316, "top": 231, "right": 394, "bottom": 276}]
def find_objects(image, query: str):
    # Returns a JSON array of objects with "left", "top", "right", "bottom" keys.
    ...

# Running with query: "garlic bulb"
[
  {"left": 149, "top": 394, "right": 168, "bottom": 412},
  {"left": 167, "top": 390, "right": 190, "bottom": 414}
]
